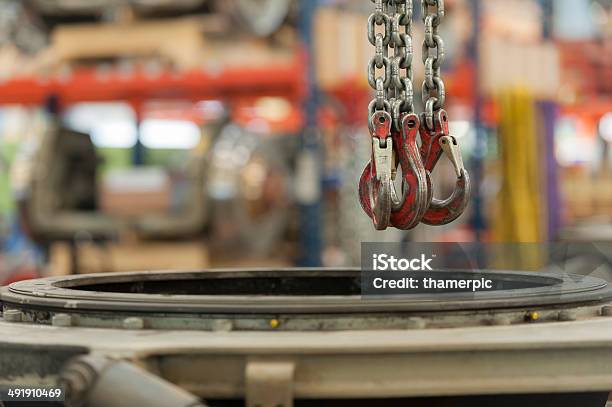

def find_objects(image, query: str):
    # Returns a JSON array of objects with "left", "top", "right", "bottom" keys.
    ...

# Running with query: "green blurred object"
[
  {"left": 97, "top": 148, "right": 132, "bottom": 173},
  {"left": 0, "top": 142, "right": 19, "bottom": 217}
]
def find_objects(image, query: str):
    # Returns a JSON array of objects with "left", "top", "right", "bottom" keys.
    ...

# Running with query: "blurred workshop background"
[{"left": 0, "top": 0, "right": 610, "bottom": 282}]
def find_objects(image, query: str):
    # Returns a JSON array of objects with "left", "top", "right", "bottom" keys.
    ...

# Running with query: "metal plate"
[{"left": 2, "top": 317, "right": 612, "bottom": 401}]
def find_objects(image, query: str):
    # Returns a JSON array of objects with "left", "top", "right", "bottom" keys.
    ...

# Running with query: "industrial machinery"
[
  {"left": 1, "top": 268, "right": 612, "bottom": 406},
  {"left": 207, "top": 124, "right": 291, "bottom": 257},
  {"left": 215, "top": 0, "right": 292, "bottom": 36},
  {"left": 25, "top": 0, "right": 291, "bottom": 36},
  {"left": 16, "top": 108, "right": 291, "bottom": 269},
  {"left": 20, "top": 118, "right": 208, "bottom": 243}
]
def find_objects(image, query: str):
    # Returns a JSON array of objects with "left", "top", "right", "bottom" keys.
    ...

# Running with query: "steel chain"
[
  {"left": 421, "top": 0, "right": 446, "bottom": 129},
  {"left": 368, "top": 0, "right": 414, "bottom": 130},
  {"left": 389, "top": 0, "right": 414, "bottom": 129},
  {"left": 368, "top": 0, "right": 391, "bottom": 118},
  {"left": 368, "top": 0, "right": 446, "bottom": 129}
]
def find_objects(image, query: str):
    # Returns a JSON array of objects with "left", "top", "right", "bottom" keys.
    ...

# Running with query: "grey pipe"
[{"left": 60, "top": 354, "right": 207, "bottom": 407}]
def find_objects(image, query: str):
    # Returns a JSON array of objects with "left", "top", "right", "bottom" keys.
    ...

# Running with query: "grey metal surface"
[
  {"left": 1, "top": 269, "right": 611, "bottom": 331},
  {"left": 1, "top": 269, "right": 612, "bottom": 402},
  {"left": 2, "top": 317, "right": 612, "bottom": 399}
]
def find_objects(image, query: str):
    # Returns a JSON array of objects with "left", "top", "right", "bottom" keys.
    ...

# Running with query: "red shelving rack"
[{"left": 0, "top": 61, "right": 305, "bottom": 108}]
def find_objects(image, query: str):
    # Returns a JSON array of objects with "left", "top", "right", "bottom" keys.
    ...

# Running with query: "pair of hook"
[
  {"left": 359, "top": 109, "right": 470, "bottom": 230},
  {"left": 359, "top": 111, "right": 429, "bottom": 230}
]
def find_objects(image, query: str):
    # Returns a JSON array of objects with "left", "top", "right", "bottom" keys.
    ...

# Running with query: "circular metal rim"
[{"left": 2, "top": 268, "right": 611, "bottom": 315}]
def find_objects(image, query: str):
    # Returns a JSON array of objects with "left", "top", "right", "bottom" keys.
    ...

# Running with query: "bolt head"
[
  {"left": 490, "top": 315, "right": 511, "bottom": 326},
  {"left": 52, "top": 313, "right": 73, "bottom": 327},
  {"left": 212, "top": 319, "right": 233, "bottom": 332},
  {"left": 558, "top": 310, "right": 577, "bottom": 322},
  {"left": 406, "top": 317, "right": 426, "bottom": 329},
  {"left": 3, "top": 309, "right": 23, "bottom": 323},
  {"left": 122, "top": 317, "right": 144, "bottom": 330}
]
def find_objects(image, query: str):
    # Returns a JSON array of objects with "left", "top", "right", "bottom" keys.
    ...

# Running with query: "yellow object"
[
  {"left": 493, "top": 89, "right": 546, "bottom": 269},
  {"left": 269, "top": 319, "right": 280, "bottom": 329},
  {"left": 527, "top": 311, "right": 540, "bottom": 321}
]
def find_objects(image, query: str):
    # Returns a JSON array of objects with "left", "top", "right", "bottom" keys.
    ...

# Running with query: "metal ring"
[
  {"left": 421, "top": 35, "right": 445, "bottom": 68},
  {"left": 369, "top": 99, "right": 392, "bottom": 116},
  {"left": 398, "top": 33, "right": 413, "bottom": 69},
  {"left": 368, "top": 57, "right": 391, "bottom": 89},
  {"left": 425, "top": 98, "right": 437, "bottom": 129},
  {"left": 422, "top": 76, "right": 446, "bottom": 108},
  {"left": 368, "top": 13, "right": 391, "bottom": 46}
]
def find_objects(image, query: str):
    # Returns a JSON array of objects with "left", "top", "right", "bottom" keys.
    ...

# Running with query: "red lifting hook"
[
  {"left": 359, "top": 112, "right": 430, "bottom": 231},
  {"left": 389, "top": 113, "right": 430, "bottom": 230},
  {"left": 419, "top": 110, "right": 471, "bottom": 226}
]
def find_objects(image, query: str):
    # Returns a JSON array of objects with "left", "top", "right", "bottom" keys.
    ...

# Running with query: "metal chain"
[
  {"left": 389, "top": 0, "right": 414, "bottom": 129},
  {"left": 368, "top": 0, "right": 448, "bottom": 129},
  {"left": 368, "top": 0, "right": 413, "bottom": 130},
  {"left": 421, "top": 0, "right": 446, "bottom": 129},
  {"left": 368, "top": 0, "right": 391, "bottom": 118}
]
